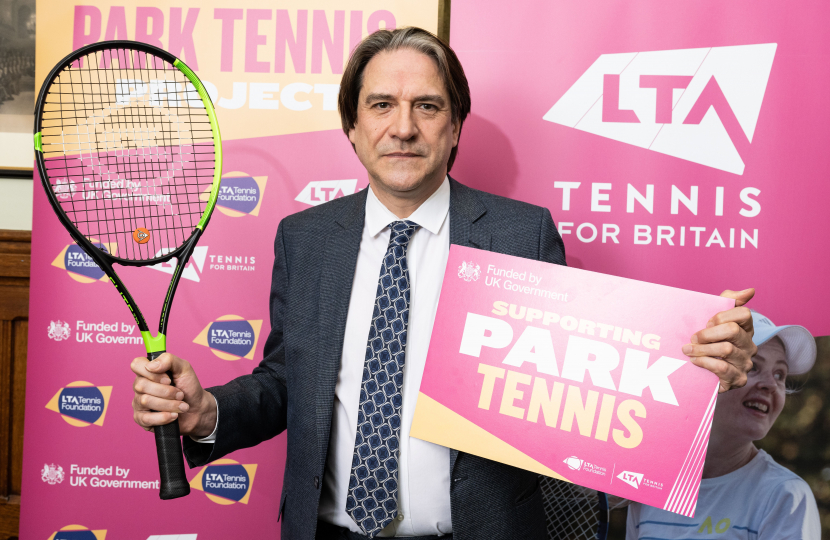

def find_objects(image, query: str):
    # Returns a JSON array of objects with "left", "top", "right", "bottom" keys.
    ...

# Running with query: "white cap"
[{"left": 751, "top": 311, "right": 816, "bottom": 375}]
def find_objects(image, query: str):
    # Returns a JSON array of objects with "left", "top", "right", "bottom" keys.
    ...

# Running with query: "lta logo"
[
  {"left": 45, "top": 382, "right": 112, "bottom": 427},
  {"left": 51, "top": 241, "right": 116, "bottom": 283},
  {"left": 189, "top": 459, "right": 258, "bottom": 505},
  {"left": 147, "top": 246, "right": 208, "bottom": 282},
  {"left": 544, "top": 43, "right": 777, "bottom": 175},
  {"left": 206, "top": 171, "right": 267, "bottom": 218},
  {"left": 193, "top": 315, "right": 263, "bottom": 361},
  {"left": 48, "top": 525, "right": 106, "bottom": 540},
  {"left": 295, "top": 180, "right": 358, "bottom": 206},
  {"left": 617, "top": 470, "right": 644, "bottom": 489}
]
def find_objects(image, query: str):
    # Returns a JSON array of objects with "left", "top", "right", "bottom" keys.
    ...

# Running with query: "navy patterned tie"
[{"left": 346, "top": 220, "right": 418, "bottom": 537}]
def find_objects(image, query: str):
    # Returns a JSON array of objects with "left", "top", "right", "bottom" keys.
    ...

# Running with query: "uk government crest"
[
  {"left": 457, "top": 261, "right": 481, "bottom": 282},
  {"left": 41, "top": 464, "right": 65, "bottom": 485},
  {"left": 48, "top": 320, "right": 71, "bottom": 341}
]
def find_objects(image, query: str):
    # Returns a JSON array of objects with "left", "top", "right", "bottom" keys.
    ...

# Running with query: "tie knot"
[{"left": 388, "top": 220, "right": 418, "bottom": 247}]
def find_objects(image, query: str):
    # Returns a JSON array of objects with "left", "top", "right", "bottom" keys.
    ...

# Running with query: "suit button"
[{"left": 314, "top": 476, "right": 319, "bottom": 488}]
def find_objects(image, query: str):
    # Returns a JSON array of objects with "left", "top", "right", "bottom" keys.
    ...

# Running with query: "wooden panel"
[
  {"left": 0, "top": 279, "right": 28, "bottom": 321},
  {"left": 0, "top": 254, "right": 29, "bottom": 280},
  {"left": 0, "top": 231, "right": 31, "bottom": 321},
  {"left": 0, "top": 231, "right": 31, "bottom": 243},
  {"left": 10, "top": 321, "right": 27, "bottom": 496},
  {"left": 438, "top": 0, "right": 452, "bottom": 42},
  {"left": 0, "top": 321, "right": 10, "bottom": 500},
  {"left": 0, "top": 497, "right": 20, "bottom": 540},
  {"left": 0, "top": 229, "right": 30, "bottom": 540}
]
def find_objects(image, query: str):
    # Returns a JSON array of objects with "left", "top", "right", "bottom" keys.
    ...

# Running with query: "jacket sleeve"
[
  {"left": 183, "top": 222, "right": 290, "bottom": 467},
  {"left": 539, "top": 207, "right": 567, "bottom": 266}
]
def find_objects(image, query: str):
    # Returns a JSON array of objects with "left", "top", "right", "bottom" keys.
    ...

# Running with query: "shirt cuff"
[{"left": 189, "top": 393, "right": 218, "bottom": 444}]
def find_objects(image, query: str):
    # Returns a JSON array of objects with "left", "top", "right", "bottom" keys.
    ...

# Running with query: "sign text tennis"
[{"left": 462, "top": 301, "right": 683, "bottom": 450}]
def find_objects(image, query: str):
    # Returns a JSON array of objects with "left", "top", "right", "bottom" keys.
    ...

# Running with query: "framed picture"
[{"left": 0, "top": 0, "right": 36, "bottom": 174}]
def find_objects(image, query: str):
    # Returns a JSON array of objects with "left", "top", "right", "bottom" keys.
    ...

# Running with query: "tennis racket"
[
  {"left": 34, "top": 40, "right": 222, "bottom": 500},
  {"left": 541, "top": 476, "right": 610, "bottom": 540}
]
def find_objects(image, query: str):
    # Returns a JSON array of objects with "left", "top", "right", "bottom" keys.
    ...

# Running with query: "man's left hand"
[{"left": 682, "top": 288, "right": 757, "bottom": 393}]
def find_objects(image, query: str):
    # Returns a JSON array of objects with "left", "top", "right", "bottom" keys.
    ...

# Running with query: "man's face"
[
  {"left": 711, "top": 337, "right": 788, "bottom": 443},
  {"left": 349, "top": 48, "right": 460, "bottom": 197}
]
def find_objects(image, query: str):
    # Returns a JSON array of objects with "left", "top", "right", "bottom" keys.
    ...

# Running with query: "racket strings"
[
  {"left": 541, "top": 476, "right": 605, "bottom": 540},
  {"left": 39, "top": 47, "right": 216, "bottom": 262}
]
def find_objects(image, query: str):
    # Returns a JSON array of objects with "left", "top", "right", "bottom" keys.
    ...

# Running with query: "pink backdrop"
[
  {"left": 450, "top": 0, "right": 830, "bottom": 336},
  {"left": 23, "top": 2, "right": 438, "bottom": 537},
  {"left": 23, "top": 131, "right": 368, "bottom": 539},
  {"left": 21, "top": 1, "right": 829, "bottom": 537}
]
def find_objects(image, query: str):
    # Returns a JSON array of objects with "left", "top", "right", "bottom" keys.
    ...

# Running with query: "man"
[{"left": 131, "top": 28, "right": 757, "bottom": 540}]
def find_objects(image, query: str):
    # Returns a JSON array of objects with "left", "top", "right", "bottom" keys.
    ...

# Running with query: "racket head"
[
  {"left": 541, "top": 476, "right": 609, "bottom": 540},
  {"left": 34, "top": 40, "right": 222, "bottom": 267}
]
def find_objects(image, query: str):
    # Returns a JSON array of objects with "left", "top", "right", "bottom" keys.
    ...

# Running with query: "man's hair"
[{"left": 338, "top": 27, "right": 471, "bottom": 172}]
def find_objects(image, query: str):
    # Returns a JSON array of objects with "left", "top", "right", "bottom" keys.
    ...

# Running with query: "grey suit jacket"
[{"left": 183, "top": 178, "right": 566, "bottom": 540}]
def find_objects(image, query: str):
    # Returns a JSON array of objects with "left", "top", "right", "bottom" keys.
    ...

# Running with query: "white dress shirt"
[
  {"left": 198, "top": 177, "right": 453, "bottom": 536},
  {"left": 318, "top": 177, "right": 452, "bottom": 536}
]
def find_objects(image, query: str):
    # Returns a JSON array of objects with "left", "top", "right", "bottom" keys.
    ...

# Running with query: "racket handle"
[{"left": 148, "top": 350, "right": 191, "bottom": 500}]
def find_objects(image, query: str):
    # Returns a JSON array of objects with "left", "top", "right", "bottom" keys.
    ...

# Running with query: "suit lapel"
[
  {"left": 315, "top": 189, "right": 367, "bottom": 471},
  {"left": 449, "top": 177, "right": 490, "bottom": 250},
  {"left": 448, "top": 178, "right": 488, "bottom": 474}
]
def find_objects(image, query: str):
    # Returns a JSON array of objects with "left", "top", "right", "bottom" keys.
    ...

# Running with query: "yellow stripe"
[{"left": 410, "top": 392, "right": 569, "bottom": 481}]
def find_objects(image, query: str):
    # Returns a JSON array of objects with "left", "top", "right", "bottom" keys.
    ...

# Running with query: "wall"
[
  {"left": 0, "top": 230, "right": 30, "bottom": 540},
  {"left": 0, "top": 178, "right": 32, "bottom": 231}
]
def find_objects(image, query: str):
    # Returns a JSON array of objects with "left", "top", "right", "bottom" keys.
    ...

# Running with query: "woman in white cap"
[{"left": 626, "top": 311, "right": 821, "bottom": 539}]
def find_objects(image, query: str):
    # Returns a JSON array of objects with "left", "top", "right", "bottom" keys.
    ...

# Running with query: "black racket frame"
[{"left": 34, "top": 39, "right": 220, "bottom": 500}]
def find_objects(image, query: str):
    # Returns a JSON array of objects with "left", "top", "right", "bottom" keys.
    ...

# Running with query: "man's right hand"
[{"left": 130, "top": 352, "right": 217, "bottom": 438}]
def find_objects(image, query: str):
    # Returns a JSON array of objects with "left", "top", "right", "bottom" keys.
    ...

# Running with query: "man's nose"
[{"left": 388, "top": 106, "right": 417, "bottom": 141}]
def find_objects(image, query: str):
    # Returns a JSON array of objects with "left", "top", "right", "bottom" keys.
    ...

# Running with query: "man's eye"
[
  {"left": 419, "top": 103, "right": 436, "bottom": 110},
  {"left": 749, "top": 362, "right": 758, "bottom": 372},
  {"left": 375, "top": 102, "right": 390, "bottom": 109}
]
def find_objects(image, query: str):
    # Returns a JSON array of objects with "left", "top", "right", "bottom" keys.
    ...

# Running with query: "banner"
[
  {"left": 449, "top": 0, "right": 830, "bottom": 336},
  {"left": 23, "top": 2, "right": 438, "bottom": 538},
  {"left": 411, "top": 246, "right": 733, "bottom": 516}
]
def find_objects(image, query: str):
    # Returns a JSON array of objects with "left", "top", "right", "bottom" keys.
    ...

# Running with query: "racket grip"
[{"left": 148, "top": 350, "right": 191, "bottom": 500}]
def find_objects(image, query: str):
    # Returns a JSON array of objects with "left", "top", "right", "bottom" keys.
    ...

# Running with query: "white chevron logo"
[
  {"left": 544, "top": 44, "right": 777, "bottom": 175},
  {"left": 147, "top": 246, "right": 208, "bottom": 282},
  {"left": 295, "top": 180, "right": 358, "bottom": 206}
]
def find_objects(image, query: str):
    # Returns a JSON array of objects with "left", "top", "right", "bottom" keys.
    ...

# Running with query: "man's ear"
[
  {"left": 348, "top": 126, "right": 356, "bottom": 145},
  {"left": 452, "top": 119, "right": 461, "bottom": 147}
]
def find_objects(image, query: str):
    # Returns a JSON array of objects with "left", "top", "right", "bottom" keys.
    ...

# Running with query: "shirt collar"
[{"left": 365, "top": 176, "right": 450, "bottom": 237}]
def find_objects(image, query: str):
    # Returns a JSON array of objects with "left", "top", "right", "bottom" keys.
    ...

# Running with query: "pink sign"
[
  {"left": 411, "top": 245, "right": 734, "bottom": 516},
  {"left": 450, "top": 0, "right": 830, "bottom": 336}
]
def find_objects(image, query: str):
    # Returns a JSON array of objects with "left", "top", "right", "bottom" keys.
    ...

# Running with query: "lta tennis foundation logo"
[
  {"left": 193, "top": 315, "right": 263, "bottom": 361},
  {"left": 52, "top": 241, "right": 116, "bottom": 283},
  {"left": 45, "top": 382, "right": 112, "bottom": 427},
  {"left": 189, "top": 459, "right": 258, "bottom": 505},
  {"left": 48, "top": 524, "right": 106, "bottom": 540},
  {"left": 205, "top": 171, "right": 267, "bottom": 218},
  {"left": 544, "top": 43, "right": 776, "bottom": 175}
]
